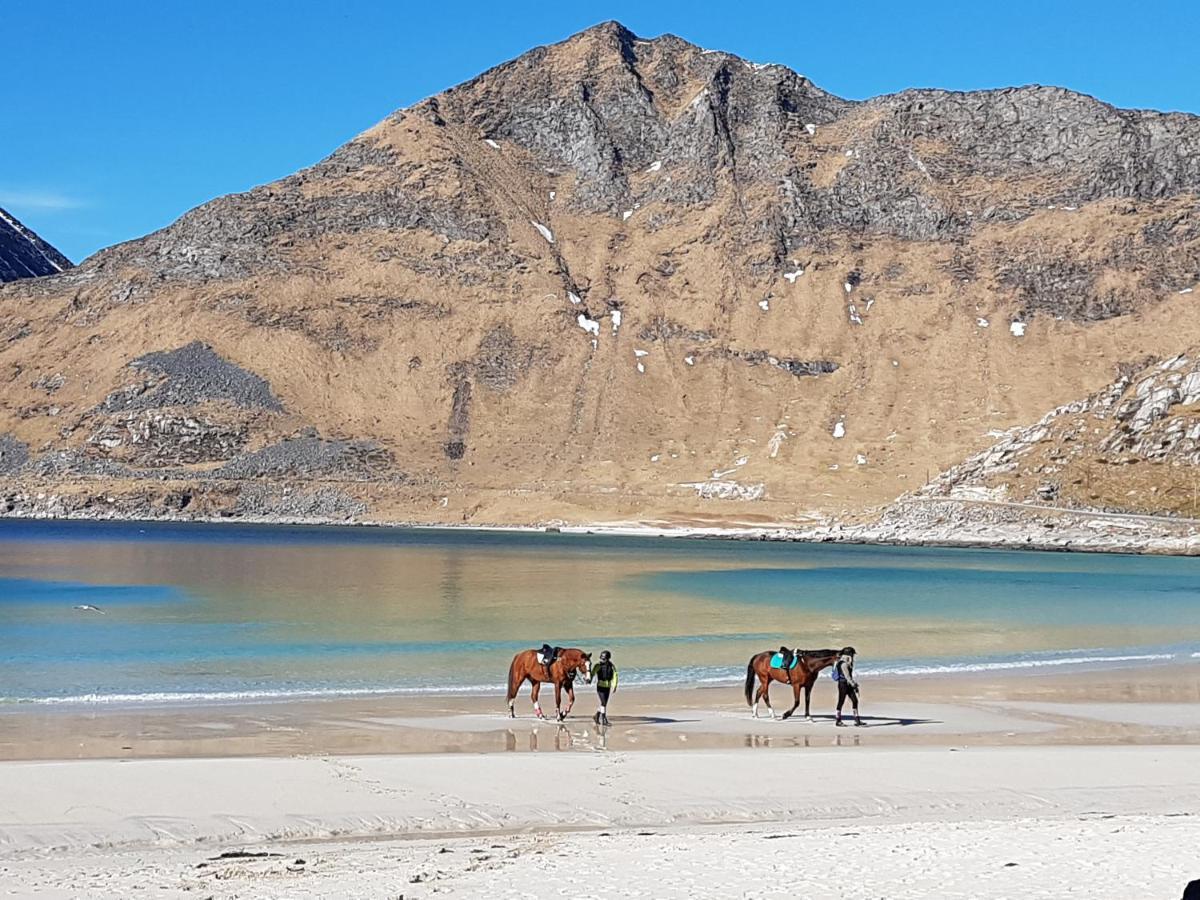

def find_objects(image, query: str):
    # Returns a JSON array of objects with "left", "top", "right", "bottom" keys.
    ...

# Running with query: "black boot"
[{"left": 600, "top": 712, "right": 610, "bottom": 727}]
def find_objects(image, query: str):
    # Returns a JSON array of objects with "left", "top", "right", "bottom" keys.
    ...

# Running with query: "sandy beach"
[{"left": 3, "top": 664, "right": 1200, "bottom": 897}]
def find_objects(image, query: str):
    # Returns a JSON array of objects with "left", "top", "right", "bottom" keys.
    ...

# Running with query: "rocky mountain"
[
  {"left": 0, "top": 207, "right": 71, "bottom": 282},
  {"left": 1, "top": 22, "right": 1199, "bottom": 549}
]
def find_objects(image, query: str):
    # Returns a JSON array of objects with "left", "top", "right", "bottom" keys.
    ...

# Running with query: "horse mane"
[{"left": 797, "top": 648, "right": 841, "bottom": 659}]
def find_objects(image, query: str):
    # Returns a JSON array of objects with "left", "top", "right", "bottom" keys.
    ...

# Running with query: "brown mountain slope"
[{"left": 1, "top": 22, "right": 1199, "bottom": 539}]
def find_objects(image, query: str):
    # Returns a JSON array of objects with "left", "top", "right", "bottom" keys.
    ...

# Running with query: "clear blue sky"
[{"left": 6, "top": 0, "right": 1198, "bottom": 263}]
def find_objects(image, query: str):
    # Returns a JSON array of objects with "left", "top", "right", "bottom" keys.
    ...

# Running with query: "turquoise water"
[{"left": 1, "top": 520, "right": 1199, "bottom": 705}]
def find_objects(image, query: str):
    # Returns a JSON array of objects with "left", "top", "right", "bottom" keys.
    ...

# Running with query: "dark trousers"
[
  {"left": 597, "top": 688, "right": 611, "bottom": 707},
  {"left": 837, "top": 681, "right": 859, "bottom": 712}
]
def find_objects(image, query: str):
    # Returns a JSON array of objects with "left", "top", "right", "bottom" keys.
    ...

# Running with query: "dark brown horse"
[
  {"left": 507, "top": 648, "right": 593, "bottom": 720},
  {"left": 744, "top": 648, "right": 841, "bottom": 720}
]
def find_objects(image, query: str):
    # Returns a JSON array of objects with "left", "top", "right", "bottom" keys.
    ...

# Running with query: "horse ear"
[{"left": 584, "top": 652, "right": 592, "bottom": 659}]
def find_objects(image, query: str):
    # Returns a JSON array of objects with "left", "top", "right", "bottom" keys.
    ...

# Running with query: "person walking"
[
  {"left": 593, "top": 650, "right": 618, "bottom": 726},
  {"left": 833, "top": 646, "right": 862, "bottom": 727}
]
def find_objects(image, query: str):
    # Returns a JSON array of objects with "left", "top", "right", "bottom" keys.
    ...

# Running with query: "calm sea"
[{"left": 1, "top": 520, "right": 1198, "bottom": 705}]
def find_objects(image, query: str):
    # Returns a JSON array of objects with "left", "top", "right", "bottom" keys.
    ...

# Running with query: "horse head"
[
  {"left": 799, "top": 649, "right": 841, "bottom": 672},
  {"left": 566, "top": 649, "right": 593, "bottom": 684}
]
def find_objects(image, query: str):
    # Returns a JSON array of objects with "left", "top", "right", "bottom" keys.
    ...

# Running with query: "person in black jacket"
[
  {"left": 593, "top": 650, "right": 618, "bottom": 726},
  {"left": 833, "top": 647, "right": 862, "bottom": 727}
]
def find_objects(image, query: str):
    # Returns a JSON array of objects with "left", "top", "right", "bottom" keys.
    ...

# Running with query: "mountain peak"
[{"left": 0, "top": 207, "right": 72, "bottom": 283}]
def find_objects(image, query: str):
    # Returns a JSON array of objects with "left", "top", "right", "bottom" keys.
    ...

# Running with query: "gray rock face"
[
  {"left": 231, "top": 484, "right": 367, "bottom": 520},
  {"left": 215, "top": 434, "right": 395, "bottom": 480},
  {"left": 87, "top": 412, "right": 249, "bottom": 466},
  {"left": 0, "top": 207, "right": 71, "bottom": 282},
  {"left": 0, "top": 434, "right": 29, "bottom": 474},
  {"left": 103, "top": 342, "right": 283, "bottom": 412}
]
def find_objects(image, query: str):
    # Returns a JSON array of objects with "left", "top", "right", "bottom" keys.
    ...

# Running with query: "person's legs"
[
  {"left": 835, "top": 681, "right": 849, "bottom": 725},
  {"left": 849, "top": 686, "right": 862, "bottom": 725},
  {"left": 596, "top": 687, "right": 610, "bottom": 725}
]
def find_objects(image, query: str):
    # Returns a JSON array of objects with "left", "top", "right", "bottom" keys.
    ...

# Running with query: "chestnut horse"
[
  {"left": 744, "top": 648, "right": 840, "bottom": 720},
  {"left": 507, "top": 648, "right": 593, "bottom": 720}
]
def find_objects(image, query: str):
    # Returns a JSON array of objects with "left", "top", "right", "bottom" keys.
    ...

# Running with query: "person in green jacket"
[{"left": 593, "top": 650, "right": 618, "bottom": 726}]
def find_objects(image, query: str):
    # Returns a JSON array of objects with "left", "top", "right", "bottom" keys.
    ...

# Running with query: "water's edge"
[{"left": 0, "top": 510, "right": 1193, "bottom": 557}]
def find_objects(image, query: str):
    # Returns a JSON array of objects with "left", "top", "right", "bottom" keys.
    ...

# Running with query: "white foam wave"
[
  {"left": 2, "top": 684, "right": 509, "bottom": 706},
  {"left": 865, "top": 653, "right": 1176, "bottom": 677}
]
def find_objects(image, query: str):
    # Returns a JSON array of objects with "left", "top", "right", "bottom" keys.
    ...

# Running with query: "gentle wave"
[
  {"left": 0, "top": 684, "right": 508, "bottom": 706},
  {"left": 863, "top": 652, "right": 1177, "bottom": 677},
  {"left": 1, "top": 650, "right": 1185, "bottom": 706}
]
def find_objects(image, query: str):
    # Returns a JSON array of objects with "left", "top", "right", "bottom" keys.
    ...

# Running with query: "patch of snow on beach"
[
  {"left": 805, "top": 123, "right": 816, "bottom": 135},
  {"left": 484, "top": 139, "right": 500, "bottom": 149},
  {"left": 684, "top": 355, "right": 695, "bottom": 366},
  {"left": 833, "top": 420, "right": 846, "bottom": 439},
  {"left": 783, "top": 268, "right": 804, "bottom": 283},
  {"left": 567, "top": 291, "right": 581, "bottom": 305},
  {"left": 647, "top": 160, "right": 663, "bottom": 173},
  {"left": 758, "top": 299, "right": 769, "bottom": 311},
  {"left": 531, "top": 221, "right": 554, "bottom": 243},
  {"left": 577, "top": 314, "right": 600, "bottom": 337},
  {"left": 1011, "top": 322, "right": 1027, "bottom": 337}
]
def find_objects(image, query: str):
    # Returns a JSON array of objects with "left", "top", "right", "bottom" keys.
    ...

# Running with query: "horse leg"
[
  {"left": 763, "top": 679, "right": 775, "bottom": 719},
  {"left": 553, "top": 681, "right": 564, "bottom": 721},
  {"left": 531, "top": 680, "right": 546, "bottom": 719},
  {"left": 561, "top": 682, "right": 575, "bottom": 721},
  {"left": 781, "top": 678, "right": 801, "bottom": 720},
  {"left": 804, "top": 681, "right": 814, "bottom": 721}
]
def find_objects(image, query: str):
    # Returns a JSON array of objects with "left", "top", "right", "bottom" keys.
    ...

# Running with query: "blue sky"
[{"left": 6, "top": 1, "right": 1198, "bottom": 263}]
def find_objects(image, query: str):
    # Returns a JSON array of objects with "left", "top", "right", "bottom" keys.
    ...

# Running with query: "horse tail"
[
  {"left": 744, "top": 656, "right": 757, "bottom": 707},
  {"left": 506, "top": 653, "right": 522, "bottom": 702}
]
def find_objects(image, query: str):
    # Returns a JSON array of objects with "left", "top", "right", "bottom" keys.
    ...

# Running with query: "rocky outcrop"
[
  {"left": 102, "top": 342, "right": 283, "bottom": 413},
  {"left": 215, "top": 434, "right": 396, "bottom": 481}
]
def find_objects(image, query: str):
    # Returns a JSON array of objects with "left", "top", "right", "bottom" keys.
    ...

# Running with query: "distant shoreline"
[{"left": 2, "top": 509, "right": 1196, "bottom": 557}]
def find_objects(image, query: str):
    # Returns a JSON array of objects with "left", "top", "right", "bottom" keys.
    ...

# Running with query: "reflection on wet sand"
[{"left": 3, "top": 665, "right": 1198, "bottom": 761}]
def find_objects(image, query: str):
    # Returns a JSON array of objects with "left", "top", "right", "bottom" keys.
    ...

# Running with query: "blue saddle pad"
[{"left": 770, "top": 652, "right": 798, "bottom": 670}]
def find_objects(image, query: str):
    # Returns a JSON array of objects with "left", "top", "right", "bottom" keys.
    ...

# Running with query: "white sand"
[
  {"left": 3, "top": 746, "right": 1200, "bottom": 897},
  {"left": 993, "top": 701, "right": 1200, "bottom": 728}
]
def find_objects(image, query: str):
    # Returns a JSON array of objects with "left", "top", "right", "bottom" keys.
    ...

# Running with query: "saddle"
[
  {"left": 536, "top": 646, "right": 562, "bottom": 666},
  {"left": 770, "top": 650, "right": 801, "bottom": 670}
]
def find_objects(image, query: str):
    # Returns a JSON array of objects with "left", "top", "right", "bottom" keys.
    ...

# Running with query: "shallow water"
[{"left": 1, "top": 520, "right": 1198, "bottom": 704}]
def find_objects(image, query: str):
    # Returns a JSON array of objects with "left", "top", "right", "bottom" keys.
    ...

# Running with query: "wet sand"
[{"left": 3, "top": 663, "right": 1199, "bottom": 761}]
